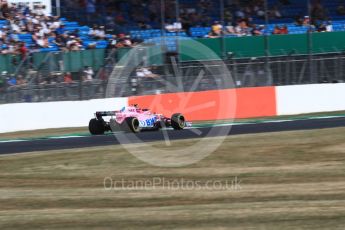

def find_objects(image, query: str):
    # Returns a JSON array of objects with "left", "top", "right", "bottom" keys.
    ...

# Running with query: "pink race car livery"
[{"left": 89, "top": 105, "right": 191, "bottom": 134}]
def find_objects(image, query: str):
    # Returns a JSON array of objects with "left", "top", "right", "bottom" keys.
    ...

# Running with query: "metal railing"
[
  {"left": 1, "top": 52, "right": 345, "bottom": 104},
  {"left": 1, "top": 80, "right": 107, "bottom": 104}
]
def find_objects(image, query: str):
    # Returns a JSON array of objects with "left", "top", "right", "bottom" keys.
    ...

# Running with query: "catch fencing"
[{"left": 1, "top": 52, "right": 345, "bottom": 104}]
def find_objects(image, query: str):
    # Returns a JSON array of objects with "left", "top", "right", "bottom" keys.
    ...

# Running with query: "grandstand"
[
  {"left": 1, "top": 0, "right": 345, "bottom": 52},
  {"left": 59, "top": 0, "right": 345, "bottom": 33},
  {"left": 1, "top": 0, "right": 345, "bottom": 104}
]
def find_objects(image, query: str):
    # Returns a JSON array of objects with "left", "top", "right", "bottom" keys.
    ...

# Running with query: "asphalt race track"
[{"left": 1, "top": 117, "right": 345, "bottom": 155}]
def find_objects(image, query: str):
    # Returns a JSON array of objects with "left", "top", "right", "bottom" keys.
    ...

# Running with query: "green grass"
[
  {"left": 1, "top": 127, "right": 345, "bottom": 229},
  {"left": 0, "top": 127, "right": 89, "bottom": 140}
]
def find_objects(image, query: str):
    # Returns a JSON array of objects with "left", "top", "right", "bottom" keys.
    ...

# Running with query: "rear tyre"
[
  {"left": 122, "top": 117, "right": 141, "bottom": 133},
  {"left": 171, "top": 113, "right": 185, "bottom": 130},
  {"left": 89, "top": 118, "right": 105, "bottom": 135}
]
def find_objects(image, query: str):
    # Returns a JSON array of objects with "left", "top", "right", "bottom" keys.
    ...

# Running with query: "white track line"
[{"left": 1, "top": 115, "right": 344, "bottom": 143}]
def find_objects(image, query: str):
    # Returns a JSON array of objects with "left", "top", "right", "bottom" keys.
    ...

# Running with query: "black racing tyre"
[
  {"left": 171, "top": 113, "right": 185, "bottom": 130},
  {"left": 89, "top": 118, "right": 105, "bottom": 135},
  {"left": 150, "top": 121, "right": 163, "bottom": 131},
  {"left": 123, "top": 117, "right": 141, "bottom": 133}
]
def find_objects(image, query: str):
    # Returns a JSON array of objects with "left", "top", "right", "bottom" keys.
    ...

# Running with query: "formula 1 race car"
[{"left": 89, "top": 105, "right": 191, "bottom": 134}]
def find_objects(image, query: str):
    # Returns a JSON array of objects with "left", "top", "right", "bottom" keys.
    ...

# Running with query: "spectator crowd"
[
  {"left": 0, "top": 0, "right": 341, "bottom": 56},
  {"left": 203, "top": 0, "right": 334, "bottom": 38},
  {"left": 0, "top": 0, "right": 143, "bottom": 93},
  {"left": 60, "top": 0, "right": 339, "bottom": 38},
  {"left": 0, "top": 1, "right": 142, "bottom": 55}
]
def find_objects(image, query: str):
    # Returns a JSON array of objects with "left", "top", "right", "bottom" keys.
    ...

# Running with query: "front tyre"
[
  {"left": 89, "top": 118, "right": 105, "bottom": 135},
  {"left": 171, "top": 113, "right": 185, "bottom": 130}
]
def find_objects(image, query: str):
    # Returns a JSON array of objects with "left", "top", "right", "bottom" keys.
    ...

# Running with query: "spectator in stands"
[
  {"left": 115, "top": 34, "right": 134, "bottom": 48},
  {"left": 235, "top": 19, "right": 251, "bottom": 36},
  {"left": 10, "top": 18, "right": 22, "bottom": 33},
  {"left": 63, "top": 72, "right": 74, "bottom": 84},
  {"left": 25, "top": 18, "right": 35, "bottom": 33},
  {"left": 49, "top": 16, "right": 62, "bottom": 30},
  {"left": 107, "top": 35, "right": 118, "bottom": 49},
  {"left": 66, "top": 35, "right": 82, "bottom": 50},
  {"left": 55, "top": 22, "right": 65, "bottom": 35},
  {"left": 86, "top": 41, "right": 97, "bottom": 49},
  {"left": 83, "top": 66, "right": 94, "bottom": 82},
  {"left": 9, "top": 31, "right": 20, "bottom": 42},
  {"left": 165, "top": 20, "right": 183, "bottom": 32},
  {"left": 317, "top": 23, "right": 327, "bottom": 32},
  {"left": 303, "top": 16, "right": 310, "bottom": 26},
  {"left": 252, "top": 25, "right": 264, "bottom": 36},
  {"left": 0, "top": 26, "right": 7, "bottom": 41},
  {"left": 2, "top": 41, "right": 17, "bottom": 54},
  {"left": 89, "top": 25, "right": 100, "bottom": 38},
  {"left": 35, "top": 35, "right": 49, "bottom": 48},
  {"left": 272, "top": 25, "right": 280, "bottom": 34},
  {"left": 136, "top": 67, "right": 159, "bottom": 78},
  {"left": 32, "top": 4, "right": 47, "bottom": 16},
  {"left": 53, "top": 34, "right": 67, "bottom": 50},
  {"left": 272, "top": 25, "right": 288, "bottom": 35},
  {"left": 207, "top": 21, "right": 224, "bottom": 38},
  {"left": 16, "top": 75, "right": 27, "bottom": 86},
  {"left": 207, "top": 30, "right": 220, "bottom": 38},
  {"left": 6, "top": 74, "right": 17, "bottom": 87},
  {"left": 0, "top": 2, "right": 10, "bottom": 19},
  {"left": 95, "top": 26, "right": 106, "bottom": 40},
  {"left": 17, "top": 41, "right": 28, "bottom": 60},
  {"left": 316, "top": 21, "right": 333, "bottom": 33},
  {"left": 280, "top": 25, "right": 289, "bottom": 34},
  {"left": 69, "top": 28, "right": 80, "bottom": 38},
  {"left": 326, "top": 21, "right": 333, "bottom": 32},
  {"left": 225, "top": 22, "right": 237, "bottom": 35},
  {"left": 0, "top": 3, "right": 72, "bottom": 52},
  {"left": 211, "top": 21, "right": 223, "bottom": 36}
]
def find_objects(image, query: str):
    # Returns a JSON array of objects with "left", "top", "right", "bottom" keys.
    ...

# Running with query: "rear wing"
[{"left": 95, "top": 111, "right": 117, "bottom": 119}]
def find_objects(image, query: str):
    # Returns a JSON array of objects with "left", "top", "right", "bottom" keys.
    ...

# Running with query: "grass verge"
[{"left": 0, "top": 127, "right": 345, "bottom": 229}]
